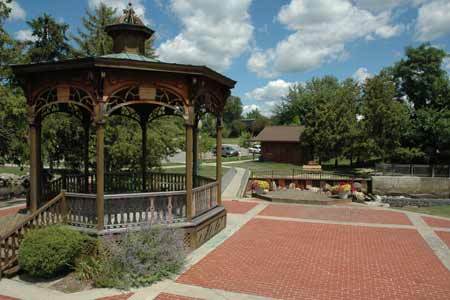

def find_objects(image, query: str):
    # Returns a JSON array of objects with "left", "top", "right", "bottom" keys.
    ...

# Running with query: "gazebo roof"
[{"left": 11, "top": 56, "right": 236, "bottom": 88}]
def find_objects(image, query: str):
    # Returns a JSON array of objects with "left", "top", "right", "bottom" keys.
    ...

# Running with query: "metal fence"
[{"left": 375, "top": 163, "right": 450, "bottom": 177}]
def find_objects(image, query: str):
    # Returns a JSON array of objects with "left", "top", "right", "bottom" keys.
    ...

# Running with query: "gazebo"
[{"left": 11, "top": 4, "right": 235, "bottom": 248}]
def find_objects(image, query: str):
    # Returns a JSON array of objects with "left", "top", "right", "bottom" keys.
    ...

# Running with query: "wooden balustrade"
[
  {"left": 0, "top": 192, "right": 66, "bottom": 278},
  {"left": 65, "top": 193, "right": 97, "bottom": 228},
  {"left": 193, "top": 182, "right": 218, "bottom": 217},
  {"left": 104, "top": 191, "right": 187, "bottom": 229}
]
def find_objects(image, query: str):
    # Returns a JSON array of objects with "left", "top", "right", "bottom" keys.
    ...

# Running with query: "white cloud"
[
  {"left": 416, "top": 0, "right": 450, "bottom": 41},
  {"left": 245, "top": 79, "right": 296, "bottom": 102},
  {"left": 243, "top": 104, "right": 259, "bottom": 115},
  {"left": 248, "top": 0, "right": 402, "bottom": 77},
  {"left": 7, "top": 1, "right": 26, "bottom": 21},
  {"left": 353, "top": 67, "right": 373, "bottom": 83},
  {"left": 444, "top": 58, "right": 450, "bottom": 71},
  {"left": 15, "top": 29, "right": 36, "bottom": 42},
  {"left": 157, "top": 0, "right": 253, "bottom": 71},
  {"left": 88, "top": 0, "right": 148, "bottom": 24}
]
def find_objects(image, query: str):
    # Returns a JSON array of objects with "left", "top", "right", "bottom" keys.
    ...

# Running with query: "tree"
[
  {"left": 0, "top": 0, "right": 28, "bottom": 165},
  {"left": 26, "top": 14, "right": 73, "bottom": 62},
  {"left": 245, "top": 108, "right": 270, "bottom": 136},
  {"left": 393, "top": 43, "right": 450, "bottom": 110},
  {"left": 361, "top": 74, "right": 412, "bottom": 161},
  {"left": 392, "top": 44, "right": 450, "bottom": 163},
  {"left": 73, "top": 3, "right": 116, "bottom": 57},
  {"left": 301, "top": 76, "right": 341, "bottom": 163},
  {"left": 223, "top": 96, "right": 243, "bottom": 124}
]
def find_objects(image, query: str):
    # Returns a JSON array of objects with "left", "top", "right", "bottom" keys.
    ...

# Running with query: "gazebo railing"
[
  {"left": 37, "top": 172, "right": 219, "bottom": 230},
  {"left": 193, "top": 181, "right": 218, "bottom": 217}
]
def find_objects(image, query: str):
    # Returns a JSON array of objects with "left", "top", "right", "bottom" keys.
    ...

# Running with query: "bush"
[
  {"left": 89, "top": 226, "right": 185, "bottom": 289},
  {"left": 18, "top": 226, "right": 89, "bottom": 278}
]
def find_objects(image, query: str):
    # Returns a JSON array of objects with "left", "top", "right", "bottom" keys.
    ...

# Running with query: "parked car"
[
  {"left": 249, "top": 144, "right": 261, "bottom": 154},
  {"left": 212, "top": 145, "right": 240, "bottom": 157}
]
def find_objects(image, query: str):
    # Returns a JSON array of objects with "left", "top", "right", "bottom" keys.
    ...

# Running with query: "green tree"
[
  {"left": 301, "top": 76, "right": 340, "bottom": 163},
  {"left": 392, "top": 44, "right": 450, "bottom": 163},
  {"left": 393, "top": 43, "right": 450, "bottom": 110},
  {"left": 73, "top": 3, "right": 116, "bottom": 57},
  {"left": 0, "top": 0, "right": 28, "bottom": 165},
  {"left": 361, "top": 73, "right": 412, "bottom": 161},
  {"left": 245, "top": 108, "right": 270, "bottom": 136},
  {"left": 223, "top": 96, "right": 242, "bottom": 122},
  {"left": 26, "top": 14, "right": 73, "bottom": 62}
]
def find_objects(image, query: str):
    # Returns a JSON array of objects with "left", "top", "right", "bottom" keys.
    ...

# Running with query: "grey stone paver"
[
  {"left": 406, "top": 213, "right": 450, "bottom": 271},
  {"left": 222, "top": 167, "right": 248, "bottom": 200},
  {"left": 255, "top": 215, "right": 417, "bottom": 229}
]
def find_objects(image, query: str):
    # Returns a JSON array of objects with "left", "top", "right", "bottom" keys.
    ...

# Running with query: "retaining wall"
[{"left": 372, "top": 176, "right": 450, "bottom": 198}]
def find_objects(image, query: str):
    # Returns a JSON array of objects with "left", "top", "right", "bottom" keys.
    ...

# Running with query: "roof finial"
[{"left": 118, "top": 1, "right": 144, "bottom": 25}]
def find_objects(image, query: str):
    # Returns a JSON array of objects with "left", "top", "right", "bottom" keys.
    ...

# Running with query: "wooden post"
[
  {"left": 185, "top": 106, "right": 194, "bottom": 220},
  {"left": 192, "top": 120, "right": 199, "bottom": 188},
  {"left": 29, "top": 122, "right": 39, "bottom": 212},
  {"left": 95, "top": 104, "right": 105, "bottom": 231},
  {"left": 141, "top": 121, "right": 148, "bottom": 192},
  {"left": 36, "top": 122, "right": 42, "bottom": 206},
  {"left": 216, "top": 116, "right": 223, "bottom": 206},
  {"left": 83, "top": 120, "right": 90, "bottom": 193}
]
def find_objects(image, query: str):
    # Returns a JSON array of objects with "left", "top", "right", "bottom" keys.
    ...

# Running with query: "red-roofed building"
[{"left": 253, "top": 126, "right": 311, "bottom": 165}]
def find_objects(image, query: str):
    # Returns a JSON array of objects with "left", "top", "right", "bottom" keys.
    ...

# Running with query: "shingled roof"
[{"left": 253, "top": 126, "right": 305, "bottom": 143}]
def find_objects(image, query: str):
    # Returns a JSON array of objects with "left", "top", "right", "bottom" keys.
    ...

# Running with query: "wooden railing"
[
  {"left": 0, "top": 192, "right": 66, "bottom": 278},
  {"left": 104, "top": 191, "right": 187, "bottom": 229},
  {"left": 193, "top": 182, "right": 218, "bottom": 217}
]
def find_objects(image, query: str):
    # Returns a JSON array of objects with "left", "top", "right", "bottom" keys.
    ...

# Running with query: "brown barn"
[{"left": 253, "top": 126, "right": 310, "bottom": 165}]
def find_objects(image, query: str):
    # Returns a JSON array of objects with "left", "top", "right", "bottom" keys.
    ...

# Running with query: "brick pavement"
[
  {"left": 436, "top": 231, "right": 450, "bottom": 248},
  {"left": 423, "top": 216, "right": 450, "bottom": 228},
  {"left": 154, "top": 293, "right": 202, "bottom": 300},
  {"left": 178, "top": 218, "right": 450, "bottom": 300},
  {"left": 222, "top": 200, "right": 258, "bottom": 214},
  {"left": 96, "top": 293, "right": 134, "bottom": 300},
  {"left": 259, "top": 204, "right": 412, "bottom": 225},
  {"left": 0, "top": 205, "right": 25, "bottom": 218}
]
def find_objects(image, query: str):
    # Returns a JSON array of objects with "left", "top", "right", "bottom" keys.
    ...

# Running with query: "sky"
[{"left": 5, "top": 0, "right": 450, "bottom": 116}]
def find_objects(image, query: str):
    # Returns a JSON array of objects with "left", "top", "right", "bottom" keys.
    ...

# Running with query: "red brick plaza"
[
  {"left": 176, "top": 200, "right": 450, "bottom": 300},
  {"left": 1, "top": 200, "right": 450, "bottom": 299}
]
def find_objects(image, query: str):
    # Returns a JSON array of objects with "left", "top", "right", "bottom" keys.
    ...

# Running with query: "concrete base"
[{"left": 373, "top": 176, "right": 450, "bottom": 198}]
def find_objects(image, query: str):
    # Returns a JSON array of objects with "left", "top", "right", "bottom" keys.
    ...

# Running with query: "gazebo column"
[
  {"left": 185, "top": 106, "right": 195, "bottom": 220},
  {"left": 36, "top": 121, "right": 42, "bottom": 206},
  {"left": 82, "top": 117, "right": 90, "bottom": 193},
  {"left": 95, "top": 104, "right": 105, "bottom": 231},
  {"left": 139, "top": 115, "right": 149, "bottom": 192},
  {"left": 216, "top": 116, "right": 223, "bottom": 206},
  {"left": 29, "top": 121, "right": 39, "bottom": 212},
  {"left": 192, "top": 118, "right": 199, "bottom": 188}
]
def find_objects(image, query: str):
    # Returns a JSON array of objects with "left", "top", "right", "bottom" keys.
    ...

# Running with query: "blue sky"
[{"left": 5, "top": 0, "right": 450, "bottom": 115}]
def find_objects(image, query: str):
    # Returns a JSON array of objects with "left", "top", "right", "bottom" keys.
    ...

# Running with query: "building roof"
[
  {"left": 253, "top": 126, "right": 305, "bottom": 143},
  {"left": 101, "top": 52, "right": 158, "bottom": 62}
]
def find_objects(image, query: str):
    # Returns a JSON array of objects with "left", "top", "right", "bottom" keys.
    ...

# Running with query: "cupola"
[{"left": 105, "top": 3, "right": 154, "bottom": 55}]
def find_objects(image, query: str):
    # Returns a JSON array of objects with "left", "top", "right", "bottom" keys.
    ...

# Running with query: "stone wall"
[
  {"left": 382, "top": 197, "right": 450, "bottom": 207},
  {"left": 372, "top": 176, "right": 450, "bottom": 198}
]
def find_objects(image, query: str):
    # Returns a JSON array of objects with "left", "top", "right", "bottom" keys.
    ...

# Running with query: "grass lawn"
[
  {"left": 230, "top": 161, "right": 301, "bottom": 172},
  {"left": 163, "top": 166, "right": 229, "bottom": 179},
  {"left": 222, "top": 137, "right": 241, "bottom": 145},
  {"left": 0, "top": 166, "right": 28, "bottom": 176},
  {"left": 398, "top": 205, "right": 450, "bottom": 219},
  {"left": 202, "top": 155, "right": 256, "bottom": 163}
]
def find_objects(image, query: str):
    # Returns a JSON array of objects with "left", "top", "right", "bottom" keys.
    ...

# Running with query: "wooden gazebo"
[{"left": 10, "top": 4, "right": 235, "bottom": 248}]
